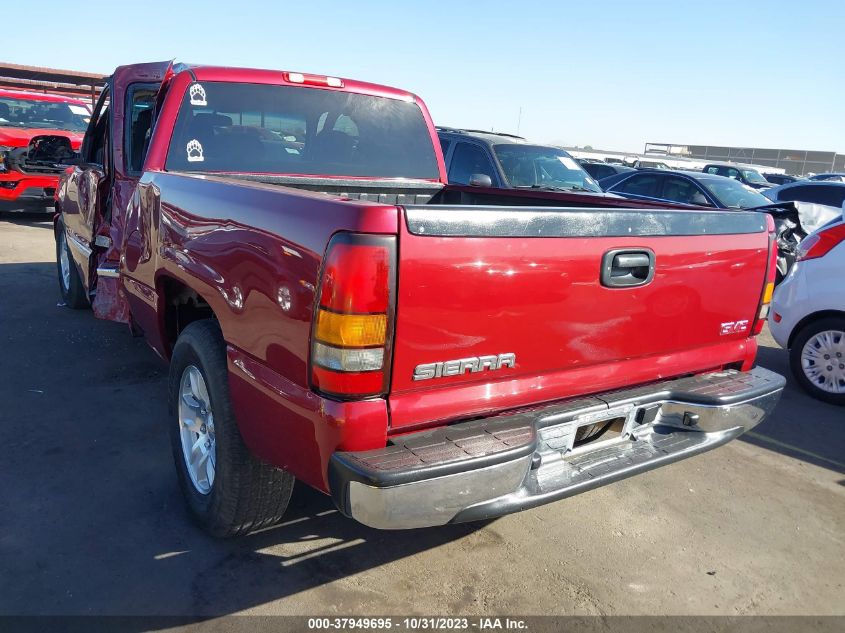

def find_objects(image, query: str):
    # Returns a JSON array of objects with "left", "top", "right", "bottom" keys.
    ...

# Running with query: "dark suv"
[{"left": 436, "top": 127, "right": 602, "bottom": 193}]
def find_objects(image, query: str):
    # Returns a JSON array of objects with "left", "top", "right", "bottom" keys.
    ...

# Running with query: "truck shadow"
[
  {"left": 0, "top": 260, "right": 488, "bottom": 620},
  {"left": 1, "top": 259, "right": 841, "bottom": 621},
  {"left": 742, "top": 343, "right": 845, "bottom": 475},
  {"left": 0, "top": 212, "right": 54, "bottom": 227},
  {"left": 140, "top": 485, "right": 490, "bottom": 619}
]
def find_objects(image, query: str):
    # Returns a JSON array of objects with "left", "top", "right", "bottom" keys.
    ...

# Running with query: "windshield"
[
  {"left": 166, "top": 82, "right": 439, "bottom": 179},
  {"left": 0, "top": 96, "right": 90, "bottom": 132},
  {"left": 702, "top": 177, "right": 772, "bottom": 208},
  {"left": 741, "top": 169, "right": 768, "bottom": 185},
  {"left": 493, "top": 145, "right": 602, "bottom": 193}
]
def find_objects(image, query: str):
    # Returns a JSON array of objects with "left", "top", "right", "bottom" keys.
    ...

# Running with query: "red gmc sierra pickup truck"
[{"left": 53, "top": 61, "right": 785, "bottom": 535}]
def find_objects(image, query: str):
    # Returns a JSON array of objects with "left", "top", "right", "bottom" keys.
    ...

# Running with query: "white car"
[{"left": 769, "top": 216, "right": 845, "bottom": 405}]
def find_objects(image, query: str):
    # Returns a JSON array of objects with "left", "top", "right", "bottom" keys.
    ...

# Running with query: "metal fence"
[{"left": 644, "top": 143, "right": 844, "bottom": 176}]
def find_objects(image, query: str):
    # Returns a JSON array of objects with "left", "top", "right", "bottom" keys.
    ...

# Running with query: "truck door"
[
  {"left": 60, "top": 63, "right": 169, "bottom": 322},
  {"left": 62, "top": 85, "right": 111, "bottom": 289}
]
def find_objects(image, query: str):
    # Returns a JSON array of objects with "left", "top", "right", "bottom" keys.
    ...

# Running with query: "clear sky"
[{"left": 6, "top": 0, "right": 843, "bottom": 153}]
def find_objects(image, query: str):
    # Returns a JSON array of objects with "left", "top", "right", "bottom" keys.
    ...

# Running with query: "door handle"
[
  {"left": 601, "top": 249, "right": 655, "bottom": 288},
  {"left": 613, "top": 253, "right": 650, "bottom": 269}
]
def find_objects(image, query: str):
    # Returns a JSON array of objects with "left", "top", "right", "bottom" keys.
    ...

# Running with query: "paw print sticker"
[
  {"left": 189, "top": 83, "right": 207, "bottom": 106},
  {"left": 186, "top": 139, "right": 204, "bottom": 163}
]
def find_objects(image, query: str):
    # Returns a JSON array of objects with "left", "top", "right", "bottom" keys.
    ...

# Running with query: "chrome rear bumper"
[{"left": 329, "top": 367, "right": 785, "bottom": 529}]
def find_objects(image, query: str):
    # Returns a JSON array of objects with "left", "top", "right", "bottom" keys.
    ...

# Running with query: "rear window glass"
[{"left": 166, "top": 82, "right": 439, "bottom": 179}]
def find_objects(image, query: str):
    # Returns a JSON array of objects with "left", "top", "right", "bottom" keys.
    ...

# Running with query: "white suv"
[{"left": 769, "top": 216, "right": 845, "bottom": 405}]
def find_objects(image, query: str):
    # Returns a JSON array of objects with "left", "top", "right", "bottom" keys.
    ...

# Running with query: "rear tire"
[
  {"left": 55, "top": 219, "right": 89, "bottom": 309},
  {"left": 169, "top": 319, "right": 295, "bottom": 537},
  {"left": 789, "top": 317, "right": 845, "bottom": 406}
]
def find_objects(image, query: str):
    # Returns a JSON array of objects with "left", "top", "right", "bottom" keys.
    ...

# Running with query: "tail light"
[
  {"left": 751, "top": 216, "right": 778, "bottom": 336},
  {"left": 796, "top": 222, "right": 845, "bottom": 261},
  {"left": 310, "top": 233, "right": 396, "bottom": 399}
]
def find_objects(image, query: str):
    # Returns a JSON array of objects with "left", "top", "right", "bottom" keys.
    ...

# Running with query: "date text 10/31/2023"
[{"left": 307, "top": 617, "right": 528, "bottom": 631}]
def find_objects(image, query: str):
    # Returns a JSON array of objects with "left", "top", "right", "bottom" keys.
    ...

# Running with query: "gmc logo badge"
[
  {"left": 720, "top": 320, "right": 749, "bottom": 335},
  {"left": 413, "top": 353, "right": 516, "bottom": 381}
]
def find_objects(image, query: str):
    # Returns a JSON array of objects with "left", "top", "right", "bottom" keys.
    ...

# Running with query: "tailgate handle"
[{"left": 601, "top": 249, "right": 655, "bottom": 288}]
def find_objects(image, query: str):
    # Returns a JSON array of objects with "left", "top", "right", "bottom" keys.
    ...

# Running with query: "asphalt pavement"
[{"left": 1, "top": 215, "right": 842, "bottom": 618}]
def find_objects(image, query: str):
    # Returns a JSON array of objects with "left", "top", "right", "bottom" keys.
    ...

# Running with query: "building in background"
[{"left": 644, "top": 143, "right": 845, "bottom": 176}]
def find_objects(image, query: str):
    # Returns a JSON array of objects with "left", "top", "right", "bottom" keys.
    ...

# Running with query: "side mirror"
[{"left": 468, "top": 173, "right": 492, "bottom": 188}]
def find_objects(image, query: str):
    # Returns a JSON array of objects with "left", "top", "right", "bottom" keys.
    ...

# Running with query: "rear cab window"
[{"left": 165, "top": 82, "right": 439, "bottom": 179}]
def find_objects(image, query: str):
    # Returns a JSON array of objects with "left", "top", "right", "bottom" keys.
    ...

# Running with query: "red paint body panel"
[
  {"left": 388, "top": 215, "right": 768, "bottom": 429},
  {"left": 119, "top": 172, "right": 398, "bottom": 488},
  {"left": 227, "top": 346, "right": 388, "bottom": 490},
  {"left": 389, "top": 339, "right": 756, "bottom": 434}
]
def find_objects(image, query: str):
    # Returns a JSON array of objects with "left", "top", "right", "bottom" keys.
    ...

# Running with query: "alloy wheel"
[
  {"left": 801, "top": 330, "right": 845, "bottom": 394},
  {"left": 177, "top": 365, "right": 217, "bottom": 494}
]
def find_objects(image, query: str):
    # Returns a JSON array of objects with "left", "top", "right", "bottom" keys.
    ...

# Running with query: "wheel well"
[
  {"left": 160, "top": 277, "right": 216, "bottom": 353},
  {"left": 787, "top": 310, "right": 845, "bottom": 349}
]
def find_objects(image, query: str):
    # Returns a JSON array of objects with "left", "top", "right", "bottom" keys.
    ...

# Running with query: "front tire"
[
  {"left": 55, "top": 219, "right": 89, "bottom": 309},
  {"left": 789, "top": 317, "right": 845, "bottom": 406},
  {"left": 169, "top": 319, "right": 294, "bottom": 537}
]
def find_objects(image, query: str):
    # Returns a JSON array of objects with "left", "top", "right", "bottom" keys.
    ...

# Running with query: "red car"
[
  {"left": 0, "top": 89, "right": 90, "bottom": 212},
  {"left": 52, "top": 61, "right": 784, "bottom": 535}
]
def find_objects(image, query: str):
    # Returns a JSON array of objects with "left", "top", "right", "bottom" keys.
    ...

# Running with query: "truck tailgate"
[{"left": 388, "top": 206, "right": 770, "bottom": 429}]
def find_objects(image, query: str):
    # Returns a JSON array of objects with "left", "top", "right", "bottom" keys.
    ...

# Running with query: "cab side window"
[
  {"left": 661, "top": 176, "right": 706, "bottom": 205},
  {"left": 614, "top": 174, "right": 661, "bottom": 198},
  {"left": 82, "top": 87, "right": 111, "bottom": 167},
  {"left": 448, "top": 142, "right": 495, "bottom": 185},
  {"left": 439, "top": 138, "right": 451, "bottom": 160},
  {"left": 125, "top": 84, "right": 159, "bottom": 174}
]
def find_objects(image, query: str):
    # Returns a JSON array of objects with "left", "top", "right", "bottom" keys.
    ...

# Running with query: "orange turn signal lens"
[
  {"left": 315, "top": 309, "right": 387, "bottom": 347},
  {"left": 762, "top": 282, "right": 774, "bottom": 305}
]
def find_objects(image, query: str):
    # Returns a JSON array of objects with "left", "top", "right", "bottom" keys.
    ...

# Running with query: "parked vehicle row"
[{"left": 48, "top": 61, "right": 785, "bottom": 537}]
